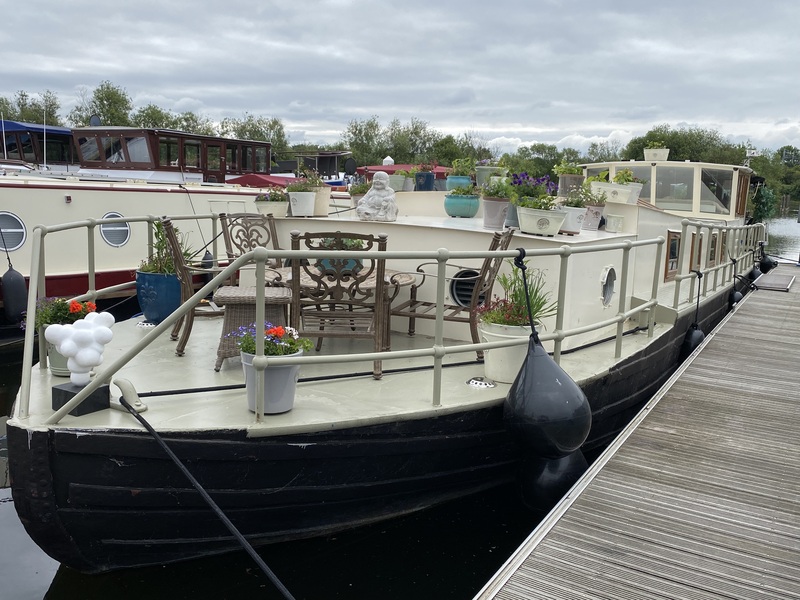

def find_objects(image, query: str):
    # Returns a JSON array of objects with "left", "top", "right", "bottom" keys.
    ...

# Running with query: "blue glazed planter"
[
  {"left": 135, "top": 271, "right": 181, "bottom": 324},
  {"left": 414, "top": 171, "right": 435, "bottom": 191},
  {"left": 446, "top": 175, "right": 472, "bottom": 191},
  {"left": 444, "top": 194, "right": 480, "bottom": 218}
]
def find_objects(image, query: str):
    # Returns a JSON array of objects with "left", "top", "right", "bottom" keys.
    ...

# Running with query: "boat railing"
[{"left": 18, "top": 214, "right": 765, "bottom": 423}]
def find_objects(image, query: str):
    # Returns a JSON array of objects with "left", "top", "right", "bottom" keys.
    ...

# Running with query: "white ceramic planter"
[
  {"left": 516, "top": 207, "right": 566, "bottom": 236},
  {"left": 254, "top": 201, "right": 289, "bottom": 218},
  {"left": 605, "top": 214, "right": 625, "bottom": 233},
  {"left": 481, "top": 197, "right": 510, "bottom": 230},
  {"left": 644, "top": 148, "right": 670, "bottom": 161},
  {"left": 288, "top": 191, "right": 316, "bottom": 217},
  {"left": 625, "top": 182, "right": 643, "bottom": 204},
  {"left": 241, "top": 350, "right": 302, "bottom": 413},
  {"left": 590, "top": 182, "right": 632, "bottom": 205},
  {"left": 556, "top": 206, "right": 586, "bottom": 235},
  {"left": 479, "top": 322, "right": 531, "bottom": 384}
]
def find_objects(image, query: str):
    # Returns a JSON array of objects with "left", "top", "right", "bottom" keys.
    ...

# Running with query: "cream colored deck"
[
  {"left": 19, "top": 310, "right": 669, "bottom": 437},
  {"left": 477, "top": 263, "right": 800, "bottom": 599}
]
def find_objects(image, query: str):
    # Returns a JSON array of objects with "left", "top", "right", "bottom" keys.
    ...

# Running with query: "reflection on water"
[
  {"left": 6, "top": 482, "right": 540, "bottom": 600},
  {"left": 765, "top": 217, "right": 800, "bottom": 262}
]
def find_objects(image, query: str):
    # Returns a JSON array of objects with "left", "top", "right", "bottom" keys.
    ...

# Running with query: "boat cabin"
[
  {"left": 1, "top": 120, "right": 78, "bottom": 169},
  {"left": 72, "top": 127, "right": 273, "bottom": 184},
  {"left": 584, "top": 160, "right": 751, "bottom": 221}
]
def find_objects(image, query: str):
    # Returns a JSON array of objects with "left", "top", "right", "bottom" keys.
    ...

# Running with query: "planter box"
[
  {"left": 590, "top": 182, "right": 632, "bottom": 204},
  {"left": 555, "top": 205, "right": 586, "bottom": 235},
  {"left": 582, "top": 205, "right": 604, "bottom": 231},
  {"left": 517, "top": 207, "right": 566, "bottom": 236},
  {"left": 644, "top": 148, "right": 670, "bottom": 161},
  {"left": 481, "top": 197, "right": 510, "bottom": 230},
  {"left": 288, "top": 191, "right": 316, "bottom": 216},
  {"left": 254, "top": 201, "right": 288, "bottom": 217}
]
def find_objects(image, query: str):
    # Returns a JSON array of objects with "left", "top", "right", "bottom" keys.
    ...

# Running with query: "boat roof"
[{"left": 0, "top": 119, "right": 72, "bottom": 135}]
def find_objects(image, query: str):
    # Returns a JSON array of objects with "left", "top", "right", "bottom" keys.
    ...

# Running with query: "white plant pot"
[
  {"left": 288, "top": 191, "right": 316, "bottom": 216},
  {"left": 313, "top": 186, "right": 331, "bottom": 216},
  {"left": 479, "top": 322, "right": 531, "bottom": 384},
  {"left": 241, "top": 350, "right": 301, "bottom": 413},
  {"left": 643, "top": 148, "right": 670, "bottom": 161},
  {"left": 605, "top": 213, "right": 625, "bottom": 233},
  {"left": 481, "top": 197, "right": 510, "bottom": 230},
  {"left": 555, "top": 206, "right": 586, "bottom": 235},
  {"left": 254, "top": 201, "right": 289, "bottom": 217},
  {"left": 625, "top": 182, "right": 643, "bottom": 204},
  {"left": 516, "top": 207, "right": 566, "bottom": 237},
  {"left": 590, "top": 182, "right": 632, "bottom": 205}
]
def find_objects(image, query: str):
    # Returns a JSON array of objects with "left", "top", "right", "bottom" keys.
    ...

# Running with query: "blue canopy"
[{"left": 1, "top": 120, "right": 72, "bottom": 135}]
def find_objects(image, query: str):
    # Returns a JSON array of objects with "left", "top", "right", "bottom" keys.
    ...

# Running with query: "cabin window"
[
  {"left": 18, "top": 134, "right": 36, "bottom": 162},
  {"left": 3, "top": 133, "right": 21, "bottom": 160},
  {"left": 0, "top": 212, "right": 26, "bottom": 251},
  {"left": 242, "top": 145, "right": 253, "bottom": 170},
  {"left": 207, "top": 145, "right": 221, "bottom": 171},
  {"left": 707, "top": 233, "right": 718, "bottom": 267},
  {"left": 700, "top": 168, "right": 732, "bottom": 214},
  {"left": 99, "top": 212, "right": 131, "bottom": 247},
  {"left": 42, "top": 136, "right": 74, "bottom": 164},
  {"left": 654, "top": 166, "right": 694, "bottom": 211},
  {"left": 735, "top": 172, "right": 749, "bottom": 217},
  {"left": 158, "top": 137, "right": 180, "bottom": 167},
  {"left": 77, "top": 136, "right": 101, "bottom": 162},
  {"left": 226, "top": 144, "right": 239, "bottom": 171},
  {"left": 255, "top": 147, "right": 268, "bottom": 173},
  {"left": 184, "top": 140, "right": 201, "bottom": 168},
  {"left": 100, "top": 136, "right": 125, "bottom": 163},
  {"left": 665, "top": 230, "right": 680, "bottom": 281},
  {"left": 124, "top": 136, "right": 151, "bottom": 163}
]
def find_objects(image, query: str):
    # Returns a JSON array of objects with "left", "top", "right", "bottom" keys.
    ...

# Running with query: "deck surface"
[{"left": 478, "top": 263, "right": 800, "bottom": 599}]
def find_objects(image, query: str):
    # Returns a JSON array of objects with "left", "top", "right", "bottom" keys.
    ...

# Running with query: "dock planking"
[{"left": 477, "top": 264, "right": 800, "bottom": 600}]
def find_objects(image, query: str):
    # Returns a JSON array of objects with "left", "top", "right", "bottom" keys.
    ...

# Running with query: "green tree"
[
  {"left": 220, "top": 114, "right": 290, "bottom": 159},
  {"left": 0, "top": 90, "right": 63, "bottom": 125},
  {"left": 131, "top": 104, "right": 179, "bottom": 129},
  {"left": 174, "top": 112, "right": 217, "bottom": 136},
  {"left": 340, "top": 116, "right": 387, "bottom": 166},
  {"left": 67, "top": 80, "right": 132, "bottom": 126},
  {"left": 587, "top": 139, "right": 623, "bottom": 162},
  {"left": 624, "top": 124, "right": 744, "bottom": 164}
]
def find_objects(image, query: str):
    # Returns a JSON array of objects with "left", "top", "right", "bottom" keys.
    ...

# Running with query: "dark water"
[{"left": 765, "top": 216, "right": 800, "bottom": 262}]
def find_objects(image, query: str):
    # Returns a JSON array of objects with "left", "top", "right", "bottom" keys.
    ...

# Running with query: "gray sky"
[{"left": 4, "top": 0, "right": 799, "bottom": 155}]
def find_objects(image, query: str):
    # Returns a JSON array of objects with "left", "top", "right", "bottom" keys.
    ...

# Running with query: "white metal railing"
[{"left": 17, "top": 214, "right": 766, "bottom": 423}]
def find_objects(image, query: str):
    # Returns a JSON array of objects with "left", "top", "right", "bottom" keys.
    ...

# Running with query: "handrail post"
[
  {"left": 615, "top": 242, "right": 632, "bottom": 358},
  {"left": 553, "top": 246, "right": 571, "bottom": 363},
  {"left": 431, "top": 248, "right": 450, "bottom": 407}
]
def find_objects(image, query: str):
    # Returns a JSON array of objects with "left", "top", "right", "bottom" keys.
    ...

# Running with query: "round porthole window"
[
  {"left": 450, "top": 269, "right": 484, "bottom": 307},
  {"left": 100, "top": 212, "right": 131, "bottom": 247},
  {"left": 0, "top": 212, "right": 26, "bottom": 251},
  {"left": 601, "top": 266, "right": 616, "bottom": 307}
]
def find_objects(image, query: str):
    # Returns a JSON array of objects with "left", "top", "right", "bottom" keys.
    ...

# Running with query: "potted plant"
[
  {"left": 136, "top": 220, "right": 190, "bottom": 325},
  {"left": 510, "top": 174, "right": 565, "bottom": 236},
  {"left": 24, "top": 297, "right": 98, "bottom": 376},
  {"left": 644, "top": 140, "right": 670, "bottom": 162},
  {"left": 555, "top": 189, "right": 589, "bottom": 235},
  {"left": 389, "top": 169, "right": 414, "bottom": 192},
  {"left": 254, "top": 186, "right": 289, "bottom": 217},
  {"left": 414, "top": 160, "right": 436, "bottom": 191},
  {"left": 480, "top": 178, "right": 515, "bottom": 230},
  {"left": 477, "top": 261, "right": 557, "bottom": 383},
  {"left": 446, "top": 157, "right": 475, "bottom": 190},
  {"left": 587, "top": 170, "right": 632, "bottom": 205},
  {"left": 318, "top": 235, "right": 365, "bottom": 274},
  {"left": 612, "top": 168, "right": 647, "bottom": 203},
  {"left": 227, "top": 321, "right": 313, "bottom": 413},
  {"left": 444, "top": 183, "right": 480, "bottom": 218},
  {"left": 566, "top": 182, "right": 607, "bottom": 231},
  {"left": 553, "top": 159, "right": 584, "bottom": 198},
  {"left": 475, "top": 158, "right": 507, "bottom": 187},
  {"left": 286, "top": 177, "right": 319, "bottom": 217}
]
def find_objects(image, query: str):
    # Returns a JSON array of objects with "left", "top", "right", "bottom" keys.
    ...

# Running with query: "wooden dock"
[{"left": 477, "top": 264, "right": 800, "bottom": 599}]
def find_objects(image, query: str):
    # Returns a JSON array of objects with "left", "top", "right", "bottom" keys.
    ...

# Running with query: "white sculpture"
[
  {"left": 356, "top": 171, "right": 399, "bottom": 222},
  {"left": 45, "top": 311, "right": 116, "bottom": 387}
]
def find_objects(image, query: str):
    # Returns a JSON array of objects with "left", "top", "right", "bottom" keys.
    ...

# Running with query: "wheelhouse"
[
  {"left": 584, "top": 160, "right": 751, "bottom": 221},
  {"left": 1, "top": 120, "right": 78, "bottom": 168},
  {"left": 72, "top": 127, "right": 272, "bottom": 183}
]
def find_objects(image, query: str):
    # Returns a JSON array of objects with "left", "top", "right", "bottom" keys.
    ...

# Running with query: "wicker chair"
[
  {"left": 288, "top": 230, "right": 399, "bottom": 379},
  {"left": 390, "top": 229, "right": 514, "bottom": 361}
]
